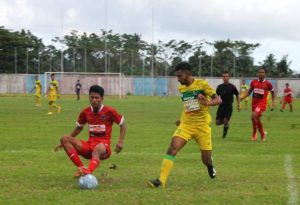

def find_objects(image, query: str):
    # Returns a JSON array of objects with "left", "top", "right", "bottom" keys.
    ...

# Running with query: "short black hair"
[
  {"left": 174, "top": 62, "right": 192, "bottom": 72},
  {"left": 89, "top": 85, "right": 104, "bottom": 97},
  {"left": 51, "top": 73, "right": 55, "bottom": 77},
  {"left": 259, "top": 66, "right": 267, "bottom": 73},
  {"left": 223, "top": 70, "right": 229, "bottom": 75}
]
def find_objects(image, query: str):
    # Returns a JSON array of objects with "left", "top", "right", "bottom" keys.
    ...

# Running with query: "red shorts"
[
  {"left": 78, "top": 139, "right": 111, "bottom": 160},
  {"left": 283, "top": 97, "right": 292, "bottom": 104},
  {"left": 252, "top": 104, "right": 266, "bottom": 116}
]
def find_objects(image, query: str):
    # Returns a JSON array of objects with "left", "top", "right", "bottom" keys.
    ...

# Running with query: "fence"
[{"left": 0, "top": 74, "right": 300, "bottom": 97}]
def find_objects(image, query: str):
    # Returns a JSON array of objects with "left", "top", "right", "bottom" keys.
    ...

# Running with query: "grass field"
[{"left": 0, "top": 94, "right": 299, "bottom": 205}]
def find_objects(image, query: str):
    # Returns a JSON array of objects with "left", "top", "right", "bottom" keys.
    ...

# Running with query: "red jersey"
[
  {"left": 284, "top": 88, "right": 292, "bottom": 98},
  {"left": 76, "top": 105, "right": 124, "bottom": 145},
  {"left": 250, "top": 79, "right": 273, "bottom": 106}
]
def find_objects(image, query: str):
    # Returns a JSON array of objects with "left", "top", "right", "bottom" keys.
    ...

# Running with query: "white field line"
[{"left": 285, "top": 155, "right": 298, "bottom": 205}]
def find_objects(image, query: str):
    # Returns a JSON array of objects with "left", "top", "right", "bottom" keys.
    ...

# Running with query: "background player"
[
  {"left": 55, "top": 85, "right": 126, "bottom": 177},
  {"left": 46, "top": 73, "right": 61, "bottom": 115},
  {"left": 31, "top": 75, "right": 42, "bottom": 107},
  {"left": 240, "top": 79, "right": 249, "bottom": 110},
  {"left": 280, "top": 83, "right": 293, "bottom": 112},
  {"left": 75, "top": 79, "right": 82, "bottom": 100},
  {"left": 147, "top": 62, "right": 222, "bottom": 188},
  {"left": 216, "top": 71, "right": 240, "bottom": 138},
  {"left": 241, "top": 67, "right": 275, "bottom": 141}
]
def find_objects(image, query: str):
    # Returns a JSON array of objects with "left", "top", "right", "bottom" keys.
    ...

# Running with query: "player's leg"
[
  {"left": 280, "top": 100, "right": 287, "bottom": 111},
  {"left": 194, "top": 121, "right": 216, "bottom": 178},
  {"left": 60, "top": 135, "right": 84, "bottom": 168},
  {"left": 222, "top": 106, "right": 232, "bottom": 138},
  {"left": 37, "top": 95, "right": 41, "bottom": 106},
  {"left": 86, "top": 142, "right": 111, "bottom": 174},
  {"left": 48, "top": 100, "right": 54, "bottom": 114},
  {"left": 289, "top": 101, "right": 293, "bottom": 112},
  {"left": 147, "top": 135, "right": 187, "bottom": 188},
  {"left": 201, "top": 150, "right": 216, "bottom": 178},
  {"left": 215, "top": 106, "right": 224, "bottom": 126},
  {"left": 255, "top": 107, "right": 266, "bottom": 141},
  {"left": 251, "top": 108, "right": 259, "bottom": 141}
]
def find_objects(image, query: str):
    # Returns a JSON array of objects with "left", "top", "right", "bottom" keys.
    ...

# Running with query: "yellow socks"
[{"left": 159, "top": 155, "right": 174, "bottom": 187}]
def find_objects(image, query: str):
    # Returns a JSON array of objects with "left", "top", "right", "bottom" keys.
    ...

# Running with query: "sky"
[{"left": 1, "top": 0, "right": 300, "bottom": 72}]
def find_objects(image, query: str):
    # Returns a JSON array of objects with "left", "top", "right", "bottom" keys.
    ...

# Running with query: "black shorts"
[
  {"left": 216, "top": 104, "right": 233, "bottom": 121},
  {"left": 76, "top": 89, "right": 80, "bottom": 95}
]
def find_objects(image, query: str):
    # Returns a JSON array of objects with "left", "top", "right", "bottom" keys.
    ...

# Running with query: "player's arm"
[
  {"left": 234, "top": 87, "right": 241, "bottom": 111},
  {"left": 115, "top": 120, "right": 126, "bottom": 153},
  {"left": 198, "top": 93, "right": 222, "bottom": 106},
  {"left": 241, "top": 87, "right": 253, "bottom": 101}
]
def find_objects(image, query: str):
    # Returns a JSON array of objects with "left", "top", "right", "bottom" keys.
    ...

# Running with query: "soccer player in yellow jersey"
[
  {"left": 31, "top": 75, "right": 42, "bottom": 107},
  {"left": 147, "top": 62, "right": 222, "bottom": 188},
  {"left": 46, "top": 73, "right": 61, "bottom": 115},
  {"left": 240, "top": 80, "right": 249, "bottom": 110}
]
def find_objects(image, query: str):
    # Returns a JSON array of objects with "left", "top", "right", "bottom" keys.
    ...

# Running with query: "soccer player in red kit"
[
  {"left": 55, "top": 85, "right": 126, "bottom": 177},
  {"left": 241, "top": 67, "right": 275, "bottom": 141},
  {"left": 280, "top": 83, "right": 293, "bottom": 112}
]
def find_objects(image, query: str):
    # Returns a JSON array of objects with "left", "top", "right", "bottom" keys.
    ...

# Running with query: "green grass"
[{"left": 0, "top": 95, "right": 299, "bottom": 205}]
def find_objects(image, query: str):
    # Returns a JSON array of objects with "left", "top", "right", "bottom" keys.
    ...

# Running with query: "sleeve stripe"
[{"left": 119, "top": 116, "right": 125, "bottom": 125}]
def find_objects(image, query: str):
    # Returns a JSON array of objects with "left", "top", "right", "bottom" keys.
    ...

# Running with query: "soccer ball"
[{"left": 78, "top": 174, "right": 99, "bottom": 189}]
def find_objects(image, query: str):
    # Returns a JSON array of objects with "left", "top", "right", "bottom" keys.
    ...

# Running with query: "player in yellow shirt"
[
  {"left": 147, "top": 62, "right": 222, "bottom": 188},
  {"left": 31, "top": 75, "right": 42, "bottom": 107},
  {"left": 240, "top": 79, "right": 249, "bottom": 110},
  {"left": 46, "top": 73, "right": 61, "bottom": 115}
]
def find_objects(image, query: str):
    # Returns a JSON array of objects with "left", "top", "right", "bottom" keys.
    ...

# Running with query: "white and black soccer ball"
[{"left": 78, "top": 174, "right": 99, "bottom": 189}]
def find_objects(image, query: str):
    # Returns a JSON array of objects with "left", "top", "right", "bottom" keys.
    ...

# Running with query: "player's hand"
[
  {"left": 197, "top": 94, "right": 208, "bottom": 106},
  {"left": 114, "top": 141, "right": 123, "bottom": 153},
  {"left": 54, "top": 144, "right": 63, "bottom": 152},
  {"left": 175, "top": 120, "right": 181, "bottom": 126}
]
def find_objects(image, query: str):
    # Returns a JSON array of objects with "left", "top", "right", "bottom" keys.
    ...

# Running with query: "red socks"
[
  {"left": 88, "top": 158, "right": 100, "bottom": 173},
  {"left": 66, "top": 148, "right": 84, "bottom": 167}
]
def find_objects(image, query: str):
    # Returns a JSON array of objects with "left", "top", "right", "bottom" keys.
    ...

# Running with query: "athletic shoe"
[
  {"left": 47, "top": 112, "right": 53, "bottom": 115},
  {"left": 146, "top": 178, "right": 163, "bottom": 188},
  {"left": 73, "top": 167, "right": 91, "bottom": 178},
  {"left": 251, "top": 133, "right": 257, "bottom": 141},
  {"left": 280, "top": 109, "right": 283, "bottom": 112},
  {"left": 207, "top": 166, "right": 216, "bottom": 179},
  {"left": 261, "top": 131, "right": 267, "bottom": 142}
]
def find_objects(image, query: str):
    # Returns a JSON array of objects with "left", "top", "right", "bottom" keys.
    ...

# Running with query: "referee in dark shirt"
[{"left": 216, "top": 71, "right": 240, "bottom": 138}]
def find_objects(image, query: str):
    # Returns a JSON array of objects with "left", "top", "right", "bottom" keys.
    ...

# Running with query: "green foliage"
[
  {"left": 0, "top": 95, "right": 299, "bottom": 204},
  {"left": 0, "top": 26, "right": 295, "bottom": 77}
]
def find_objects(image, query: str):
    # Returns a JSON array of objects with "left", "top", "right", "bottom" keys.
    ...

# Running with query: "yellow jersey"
[
  {"left": 35, "top": 80, "right": 42, "bottom": 96},
  {"left": 49, "top": 80, "right": 59, "bottom": 96},
  {"left": 178, "top": 79, "right": 216, "bottom": 125},
  {"left": 240, "top": 84, "right": 249, "bottom": 97}
]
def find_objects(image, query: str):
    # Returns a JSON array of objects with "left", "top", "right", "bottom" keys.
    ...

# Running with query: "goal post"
[{"left": 44, "top": 72, "right": 124, "bottom": 98}]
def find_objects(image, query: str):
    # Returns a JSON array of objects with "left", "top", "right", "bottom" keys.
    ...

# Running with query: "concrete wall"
[{"left": 0, "top": 74, "right": 299, "bottom": 97}]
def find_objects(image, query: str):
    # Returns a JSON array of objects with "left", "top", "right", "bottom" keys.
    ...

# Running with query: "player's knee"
[
  {"left": 216, "top": 119, "right": 223, "bottom": 125},
  {"left": 60, "top": 135, "right": 72, "bottom": 145}
]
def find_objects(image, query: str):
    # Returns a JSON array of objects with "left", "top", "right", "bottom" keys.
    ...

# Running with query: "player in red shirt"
[
  {"left": 241, "top": 67, "right": 275, "bottom": 141},
  {"left": 280, "top": 83, "right": 293, "bottom": 112},
  {"left": 55, "top": 85, "right": 126, "bottom": 177}
]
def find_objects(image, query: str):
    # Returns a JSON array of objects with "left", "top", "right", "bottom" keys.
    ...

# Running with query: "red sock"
[
  {"left": 66, "top": 148, "right": 84, "bottom": 167},
  {"left": 257, "top": 119, "right": 264, "bottom": 136},
  {"left": 88, "top": 158, "right": 100, "bottom": 173},
  {"left": 252, "top": 118, "right": 258, "bottom": 135}
]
